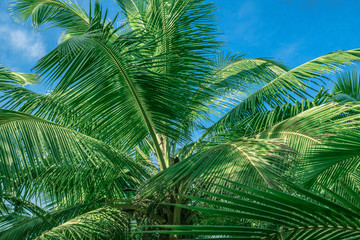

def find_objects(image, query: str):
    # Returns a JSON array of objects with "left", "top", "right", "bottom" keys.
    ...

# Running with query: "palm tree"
[{"left": 1, "top": 0, "right": 360, "bottom": 239}]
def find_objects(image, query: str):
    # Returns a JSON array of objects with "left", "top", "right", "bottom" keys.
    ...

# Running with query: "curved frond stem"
[{"left": 93, "top": 39, "right": 167, "bottom": 170}]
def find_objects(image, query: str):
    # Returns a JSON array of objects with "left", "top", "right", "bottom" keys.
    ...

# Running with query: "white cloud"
[
  {"left": 0, "top": 7, "right": 46, "bottom": 64},
  {"left": 0, "top": 26, "right": 46, "bottom": 59}
]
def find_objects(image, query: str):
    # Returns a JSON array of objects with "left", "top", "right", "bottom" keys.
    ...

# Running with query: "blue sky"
[
  {"left": 0, "top": 0, "right": 360, "bottom": 84},
  {"left": 216, "top": 0, "right": 360, "bottom": 68}
]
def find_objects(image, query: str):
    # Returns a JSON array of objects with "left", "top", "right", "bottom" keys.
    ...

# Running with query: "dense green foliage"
[{"left": 1, "top": 0, "right": 360, "bottom": 239}]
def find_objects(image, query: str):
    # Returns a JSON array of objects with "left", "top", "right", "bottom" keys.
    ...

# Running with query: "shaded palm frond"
[
  {"left": 36, "top": 207, "right": 129, "bottom": 240},
  {"left": 300, "top": 128, "right": 360, "bottom": 195},
  {"left": 147, "top": 180, "right": 360, "bottom": 240},
  {"left": 257, "top": 102, "right": 360, "bottom": 151},
  {"left": 255, "top": 102, "right": 360, "bottom": 185},
  {"left": 0, "top": 198, "right": 116, "bottom": 240}
]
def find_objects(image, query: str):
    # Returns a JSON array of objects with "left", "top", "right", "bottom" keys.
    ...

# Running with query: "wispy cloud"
[
  {"left": 0, "top": 25, "right": 46, "bottom": 60},
  {"left": 224, "top": 1, "right": 263, "bottom": 45},
  {"left": 236, "top": 1, "right": 257, "bottom": 18},
  {"left": 0, "top": 6, "right": 46, "bottom": 71},
  {"left": 273, "top": 41, "right": 305, "bottom": 67}
]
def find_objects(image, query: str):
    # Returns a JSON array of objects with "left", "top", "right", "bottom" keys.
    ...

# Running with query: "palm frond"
[
  {"left": 0, "top": 109, "right": 148, "bottom": 205},
  {"left": 175, "top": 52, "right": 289, "bottom": 144},
  {"left": 0, "top": 198, "right": 111, "bottom": 240},
  {"left": 258, "top": 102, "right": 360, "bottom": 151},
  {"left": 332, "top": 69, "right": 360, "bottom": 102},
  {"left": 36, "top": 207, "right": 129, "bottom": 240},
  {"left": 0, "top": 65, "right": 39, "bottom": 85},
  {"left": 204, "top": 49, "right": 360, "bottom": 139},
  {"left": 300, "top": 129, "right": 360, "bottom": 194},
  {"left": 256, "top": 102, "right": 360, "bottom": 185},
  {"left": 232, "top": 88, "right": 329, "bottom": 138},
  {"left": 142, "top": 138, "right": 292, "bottom": 198},
  {"left": 173, "top": 102, "right": 360, "bottom": 199},
  {"left": 115, "top": 0, "right": 148, "bottom": 31},
  {"left": 10, "top": 0, "right": 89, "bottom": 36},
  {"left": 147, "top": 180, "right": 360, "bottom": 239},
  {"left": 10, "top": 0, "right": 123, "bottom": 43},
  {"left": 10, "top": 0, "right": 223, "bottom": 160}
]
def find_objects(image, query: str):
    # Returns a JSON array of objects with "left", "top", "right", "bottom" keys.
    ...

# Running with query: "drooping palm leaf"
[
  {"left": 0, "top": 197, "right": 118, "bottom": 240},
  {"left": 175, "top": 52, "right": 289, "bottom": 144},
  {"left": 257, "top": 102, "right": 360, "bottom": 152},
  {"left": 36, "top": 207, "right": 129, "bottom": 240},
  {"left": 147, "top": 180, "right": 360, "bottom": 239},
  {"left": 10, "top": 0, "right": 90, "bottom": 41},
  {"left": 232, "top": 88, "right": 329, "bottom": 138},
  {"left": 33, "top": 31, "right": 173, "bottom": 169},
  {"left": 0, "top": 109, "right": 148, "bottom": 205},
  {"left": 203, "top": 49, "right": 360, "bottom": 140}
]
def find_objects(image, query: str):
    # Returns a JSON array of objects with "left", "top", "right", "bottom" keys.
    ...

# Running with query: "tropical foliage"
[
  {"left": 151, "top": 180, "right": 360, "bottom": 239},
  {"left": 0, "top": 0, "right": 360, "bottom": 239}
]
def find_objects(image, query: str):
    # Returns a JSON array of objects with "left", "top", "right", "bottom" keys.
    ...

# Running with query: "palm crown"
[{"left": 1, "top": 0, "right": 360, "bottom": 239}]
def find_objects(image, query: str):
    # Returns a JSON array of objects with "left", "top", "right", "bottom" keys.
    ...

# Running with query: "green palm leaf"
[
  {"left": 148, "top": 102, "right": 360, "bottom": 198},
  {"left": 143, "top": 138, "right": 291, "bottom": 198},
  {"left": 0, "top": 198, "right": 116, "bottom": 240},
  {"left": 0, "top": 109, "right": 148, "bottom": 204},
  {"left": 36, "top": 207, "right": 129, "bottom": 240},
  {"left": 10, "top": 0, "right": 89, "bottom": 40},
  {"left": 332, "top": 69, "right": 360, "bottom": 102},
  {"left": 0, "top": 66, "right": 39, "bottom": 86},
  {"left": 204, "top": 49, "right": 360, "bottom": 139},
  {"left": 175, "top": 52, "right": 289, "bottom": 143},
  {"left": 258, "top": 102, "right": 360, "bottom": 151},
  {"left": 234, "top": 88, "right": 329, "bottom": 138},
  {"left": 300, "top": 129, "right": 360, "bottom": 194},
  {"left": 147, "top": 180, "right": 360, "bottom": 239}
]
